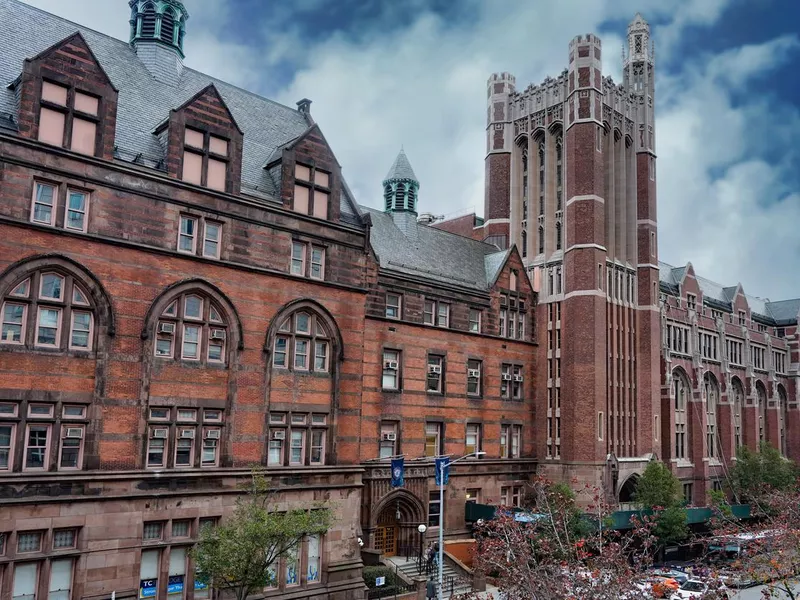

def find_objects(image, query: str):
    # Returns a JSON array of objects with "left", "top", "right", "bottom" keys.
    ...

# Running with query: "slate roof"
[
  {"left": 383, "top": 149, "right": 418, "bottom": 182},
  {"left": 362, "top": 206, "right": 508, "bottom": 292},
  {"left": 658, "top": 261, "right": 799, "bottom": 324},
  {"left": 0, "top": 0, "right": 362, "bottom": 224}
]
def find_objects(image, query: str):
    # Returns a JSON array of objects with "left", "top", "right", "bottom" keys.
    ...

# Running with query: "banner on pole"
[
  {"left": 390, "top": 457, "right": 405, "bottom": 487},
  {"left": 434, "top": 457, "right": 450, "bottom": 486}
]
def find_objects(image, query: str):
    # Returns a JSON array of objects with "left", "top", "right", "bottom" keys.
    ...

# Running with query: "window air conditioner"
[
  {"left": 64, "top": 427, "right": 84, "bottom": 439},
  {"left": 383, "top": 360, "right": 398, "bottom": 370},
  {"left": 210, "top": 329, "right": 226, "bottom": 340},
  {"left": 428, "top": 365, "right": 442, "bottom": 374},
  {"left": 180, "top": 429, "right": 196, "bottom": 439},
  {"left": 272, "top": 430, "right": 286, "bottom": 440},
  {"left": 501, "top": 373, "right": 512, "bottom": 381},
  {"left": 158, "top": 322, "right": 175, "bottom": 335},
  {"left": 152, "top": 429, "right": 168, "bottom": 439},
  {"left": 205, "top": 429, "right": 221, "bottom": 440},
  {"left": 382, "top": 432, "right": 397, "bottom": 442},
  {"left": 468, "top": 369, "right": 481, "bottom": 378},
  {"left": 513, "top": 375, "right": 524, "bottom": 382}
]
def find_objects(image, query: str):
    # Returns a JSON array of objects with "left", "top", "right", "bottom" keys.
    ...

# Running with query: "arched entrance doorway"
[
  {"left": 371, "top": 490, "right": 425, "bottom": 557},
  {"left": 618, "top": 474, "right": 639, "bottom": 508}
]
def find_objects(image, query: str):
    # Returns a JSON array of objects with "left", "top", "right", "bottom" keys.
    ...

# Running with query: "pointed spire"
[{"left": 384, "top": 148, "right": 418, "bottom": 183}]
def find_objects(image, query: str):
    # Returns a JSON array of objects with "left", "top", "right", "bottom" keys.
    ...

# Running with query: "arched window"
[
  {"left": 732, "top": 377, "right": 744, "bottom": 451},
  {"left": 538, "top": 226, "right": 544, "bottom": 254},
  {"left": 555, "top": 135, "right": 563, "bottom": 210},
  {"left": 154, "top": 292, "right": 228, "bottom": 365},
  {"left": 394, "top": 183, "right": 405, "bottom": 209},
  {"left": 272, "top": 311, "right": 331, "bottom": 374},
  {"left": 160, "top": 7, "right": 176, "bottom": 44},
  {"left": 704, "top": 373, "right": 719, "bottom": 458},
  {"left": 673, "top": 369, "right": 690, "bottom": 460},
  {"left": 521, "top": 147, "right": 528, "bottom": 200},
  {"left": 538, "top": 141, "right": 545, "bottom": 215},
  {"left": 521, "top": 230, "right": 527, "bottom": 258},
  {"left": 555, "top": 222, "right": 562, "bottom": 251},
  {"left": 140, "top": 3, "right": 156, "bottom": 38},
  {"left": 756, "top": 381, "right": 767, "bottom": 444},
  {"left": 778, "top": 385, "right": 788, "bottom": 456},
  {"left": 1, "top": 270, "right": 95, "bottom": 352}
]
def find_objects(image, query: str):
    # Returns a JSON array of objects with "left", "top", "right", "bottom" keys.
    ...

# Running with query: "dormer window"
[
  {"left": 182, "top": 128, "right": 229, "bottom": 192},
  {"left": 293, "top": 164, "right": 330, "bottom": 220},
  {"left": 38, "top": 81, "right": 100, "bottom": 156}
]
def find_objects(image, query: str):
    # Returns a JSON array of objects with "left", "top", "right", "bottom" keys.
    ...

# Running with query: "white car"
[{"left": 669, "top": 579, "right": 729, "bottom": 599}]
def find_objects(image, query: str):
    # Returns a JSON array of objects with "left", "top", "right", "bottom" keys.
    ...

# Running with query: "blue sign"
[
  {"left": 194, "top": 580, "right": 208, "bottom": 591},
  {"left": 434, "top": 457, "right": 450, "bottom": 486},
  {"left": 390, "top": 457, "right": 405, "bottom": 488},
  {"left": 139, "top": 579, "right": 157, "bottom": 598},
  {"left": 167, "top": 575, "right": 184, "bottom": 595}
]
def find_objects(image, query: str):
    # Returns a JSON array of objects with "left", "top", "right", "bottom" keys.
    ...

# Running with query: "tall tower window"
[
  {"left": 555, "top": 222, "right": 562, "bottom": 251},
  {"left": 538, "top": 226, "right": 544, "bottom": 254},
  {"left": 521, "top": 148, "right": 528, "bottom": 200},
  {"left": 556, "top": 136, "right": 563, "bottom": 210},
  {"left": 521, "top": 231, "right": 527, "bottom": 258},
  {"left": 140, "top": 4, "right": 156, "bottom": 37},
  {"left": 538, "top": 141, "right": 545, "bottom": 215},
  {"left": 161, "top": 7, "right": 176, "bottom": 44},
  {"left": 634, "top": 34, "right": 643, "bottom": 54}
]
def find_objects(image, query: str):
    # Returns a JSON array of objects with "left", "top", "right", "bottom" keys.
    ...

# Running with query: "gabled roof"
[
  {"left": 383, "top": 149, "right": 418, "bottom": 182},
  {"left": 362, "top": 205, "right": 509, "bottom": 292},
  {"left": 0, "top": 0, "right": 362, "bottom": 223},
  {"left": 658, "top": 260, "right": 800, "bottom": 325}
]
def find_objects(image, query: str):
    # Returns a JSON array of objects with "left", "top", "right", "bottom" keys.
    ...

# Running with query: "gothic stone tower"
[{"left": 484, "top": 14, "right": 660, "bottom": 499}]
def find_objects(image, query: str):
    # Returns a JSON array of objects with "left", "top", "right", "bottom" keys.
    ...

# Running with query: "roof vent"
[{"left": 296, "top": 98, "right": 312, "bottom": 114}]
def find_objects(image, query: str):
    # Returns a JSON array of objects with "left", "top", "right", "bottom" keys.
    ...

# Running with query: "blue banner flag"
[
  {"left": 434, "top": 457, "right": 450, "bottom": 486},
  {"left": 390, "top": 457, "right": 405, "bottom": 487}
]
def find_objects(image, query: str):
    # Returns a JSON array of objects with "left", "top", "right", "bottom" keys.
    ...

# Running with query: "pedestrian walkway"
[{"left": 386, "top": 555, "right": 473, "bottom": 598}]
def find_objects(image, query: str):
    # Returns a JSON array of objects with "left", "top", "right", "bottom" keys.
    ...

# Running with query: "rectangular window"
[
  {"left": 382, "top": 349, "right": 400, "bottom": 390},
  {"left": 24, "top": 425, "right": 50, "bottom": 470},
  {"left": 172, "top": 520, "right": 190, "bottom": 538},
  {"left": 379, "top": 422, "right": 398, "bottom": 459},
  {"left": 69, "top": 311, "right": 92, "bottom": 350},
  {"left": 426, "top": 355, "right": 444, "bottom": 394},
  {"left": 289, "top": 430, "right": 305, "bottom": 465},
  {"left": 53, "top": 529, "right": 77, "bottom": 550},
  {"left": 203, "top": 222, "right": 221, "bottom": 258},
  {"left": 500, "top": 424, "right": 509, "bottom": 458},
  {"left": 293, "top": 164, "right": 331, "bottom": 220},
  {"left": 13, "top": 562, "right": 38, "bottom": 600},
  {"left": 468, "top": 308, "right": 481, "bottom": 333},
  {"left": 465, "top": 489, "right": 481, "bottom": 505},
  {"left": 182, "top": 325, "right": 201, "bottom": 360},
  {"left": 178, "top": 216, "right": 197, "bottom": 254},
  {"left": 0, "top": 423, "right": 15, "bottom": 470},
  {"left": 738, "top": 310, "right": 747, "bottom": 326},
  {"left": 500, "top": 364, "right": 511, "bottom": 399},
  {"left": 143, "top": 522, "right": 163, "bottom": 541},
  {"left": 36, "top": 307, "right": 61, "bottom": 347},
  {"left": 65, "top": 190, "right": 88, "bottom": 232},
  {"left": 310, "top": 429, "right": 325, "bottom": 465},
  {"left": 428, "top": 490, "right": 441, "bottom": 527},
  {"left": 314, "top": 341, "right": 328, "bottom": 371},
  {"left": 423, "top": 300, "right": 435, "bottom": 325},
  {"left": 273, "top": 336, "right": 288, "bottom": 368},
  {"left": 18, "top": 531, "right": 43, "bottom": 553},
  {"left": 147, "top": 428, "right": 167, "bottom": 467},
  {"left": 286, "top": 543, "right": 300, "bottom": 587},
  {"left": 511, "top": 425, "right": 521, "bottom": 458},
  {"left": 466, "top": 359, "right": 482, "bottom": 397},
  {"left": 168, "top": 547, "right": 187, "bottom": 596},
  {"left": 436, "top": 303, "right": 450, "bottom": 328},
  {"left": 175, "top": 429, "right": 194, "bottom": 467},
  {"left": 50, "top": 558, "right": 75, "bottom": 600},
  {"left": 39, "top": 106, "right": 66, "bottom": 146},
  {"left": 512, "top": 365, "right": 523, "bottom": 399},
  {"left": 307, "top": 534, "right": 321, "bottom": 583},
  {"left": 424, "top": 422, "right": 442, "bottom": 457},
  {"left": 682, "top": 483, "right": 693, "bottom": 504},
  {"left": 465, "top": 424, "right": 480, "bottom": 455},
  {"left": 201, "top": 429, "right": 220, "bottom": 467},
  {"left": 2, "top": 302, "right": 26, "bottom": 344},
  {"left": 310, "top": 246, "right": 325, "bottom": 280},
  {"left": 58, "top": 425, "right": 84, "bottom": 470},
  {"left": 597, "top": 412, "right": 604, "bottom": 441},
  {"left": 71, "top": 117, "right": 97, "bottom": 156},
  {"left": 31, "top": 182, "right": 57, "bottom": 225},
  {"left": 294, "top": 339, "right": 309, "bottom": 370},
  {"left": 385, "top": 293, "right": 402, "bottom": 319},
  {"left": 268, "top": 437, "right": 284, "bottom": 466}
]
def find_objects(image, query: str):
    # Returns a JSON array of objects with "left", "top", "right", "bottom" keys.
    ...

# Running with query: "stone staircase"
[{"left": 387, "top": 556, "right": 473, "bottom": 598}]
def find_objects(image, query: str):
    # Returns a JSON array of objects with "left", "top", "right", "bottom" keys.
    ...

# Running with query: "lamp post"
[
  {"left": 437, "top": 451, "right": 485, "bottom": 600},
  {"left": 417, "top": 523, "right": 427, "bottom": 573}
]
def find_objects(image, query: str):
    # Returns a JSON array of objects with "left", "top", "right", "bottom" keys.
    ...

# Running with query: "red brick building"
[
  {"left": 433, "top": 12, "right": 800, "bottom": 504},
  {"left": 0, "top": 2, "right": 538, "bottom": 599}
]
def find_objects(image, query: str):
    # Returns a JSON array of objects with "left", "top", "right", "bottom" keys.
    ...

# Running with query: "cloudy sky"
[{"left": 19, "top": 0, "right": 800, "bottom": 300}]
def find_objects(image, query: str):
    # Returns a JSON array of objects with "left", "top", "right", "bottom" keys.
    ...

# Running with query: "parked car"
[{"left": 669, "top": 579, "right": 729, "bottom": 599}]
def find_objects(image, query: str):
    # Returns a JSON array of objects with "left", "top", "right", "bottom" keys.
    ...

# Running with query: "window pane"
[
  {"left": 207, "top": 158, "right": 226, "bottom": 192},
  {"left": 203, "top": 223, "right": 220, "bottom": 257},
  {"left": 42, "top": 81, "right": 68, "bottom": 106},
  {"left": 66, "top": 192, "right": 87, "bottom": 230},
  {"left": 290, "top": 430, "right": 304, "bottom": 464},
  {"left": 182, "top": 151, "right": 203, "bottom": 185},
  {"left": 314, "top": 170, "right": 330, "bottom": 187},
  {"left": 147, "top": 437, "right": 165, "bottom": 466},
  {"left": 71, "top": 118, "right": 97, "bottom": 155},
  {"left": 310, "top": 247, "right": 324, "bottom": 279},
  {"left": 182, "top": 325, "right": 200, "bottom": 359},
  {"left": 209, "top": 136, "right": 228, "bottom": 156},
  {"left": 295, "top": 164, "right": 311, "bottom": 181},
  {"left": 294, "top": 339, "right": 308, "bottom": 369},
  {"left": 314, "top": 341, "right": 328, "bottom": 371},
  {"left": 176, "top": 438, "right": 192, "bottom": 465},
  {"left": 313, "top": 191, "right": 329, "bottom": 219},
  {"left": 71, "top": 311, "right": 91, "bottom": 349},
  {"left": 74, "top": 92, "right": 99, "bottom": 116},
  {"left": 184, "top": 128, "right": 204, "bottom": 149},
  {"left": 273, "top": 336, "right": 288, "bottom": 367},
  {"left": 0, "top": 424, "right": 12, "bottom": 469},
  {"left": 40, "top": 273, "right": 64, "bottom": 299},
  {"left": 53, "top": 529, "right": 76, "bottom": 549},
  {"left": 14, "top": 563, "right": 38, "bottom": 600},
  {"left": 307, "top": 534, "right": 321, "bottom": 582},
  {"left": 184, "top": 296, "right": 202, "bottom": 319},
  {"left": 25, "top": 426, "right": 49, "bottom": 469},
  {"left": 60, "top": 436, "right": 81, "bottom": 468},
  {"left": 293, "top": 185, "right": 310, "bottom": 214},
  {"left": 38, "top": 107, "right": 66, "bottom": 146},
  {"left": 202, "top": 438, "right": 218, "bottom": 465},
  {"left": 291, "top": 242, "right": 305, "bottom": 275},
  {"left": 2, "top": 303, "right": 25, "bottom": 343},
  {"left": 33, "top": 183, "right": 55, "bottom": 224},
  {"left": 295, "top": 313, "right": 310, "bottom": 333},
  {"left": 37, "top": 308, "right": 60, "bottom": 346},
  {"left": 72, "top": 286, "right": 88, "bottom": 305},
  {"left": 268, "top": 440, "right": 283, "bottom": 465}
]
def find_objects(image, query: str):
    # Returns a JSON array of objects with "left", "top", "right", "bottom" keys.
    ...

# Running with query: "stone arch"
[
  {"left": 369, "top": 488, "right": 427, "bottom": 556},
  {"left": 141, "top": 278, "right": 244, "bottom": 352},
  {"left": 672, "top": 366, "right": 692, "bottom": 460},
  {"left": 755, "top": 379, "right": 768, "bottom": 444},
  {"left": 264, "top": 298, "right": 344, "bottom": 363},
  {"left": 370, "top": 488, "right": 426, "bottom": 530},
  {"left": 618, "top": 473, "right": 640, "bottom": 503},
  {"left": 547, "top": 121, "right": 563, "bottom": 135},
  {"left": 514, "top": 133, "right": 528, "bottom": 147},
  {"left": 0, "top": 253, "right": 115, "bottom": 341}
]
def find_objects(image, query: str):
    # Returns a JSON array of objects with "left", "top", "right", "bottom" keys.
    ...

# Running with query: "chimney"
[{"left": 296, "top": 98, "right": 312, "bottom": 115}]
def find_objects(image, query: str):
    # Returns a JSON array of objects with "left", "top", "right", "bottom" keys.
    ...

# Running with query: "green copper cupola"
[
  {"left": 383, "top": 149, "right": 419, "bottom": 215},
  {"left": 129, "top": 0, "right": 189, "bottom": 82}
]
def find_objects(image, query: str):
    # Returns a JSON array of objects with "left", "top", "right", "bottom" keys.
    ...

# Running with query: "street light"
[
  {"left": 437, "top": 451, "right": 485, "bottom": 599},
  {"left": 417, "top": 523, "right": 427, "bottom": 573}
]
